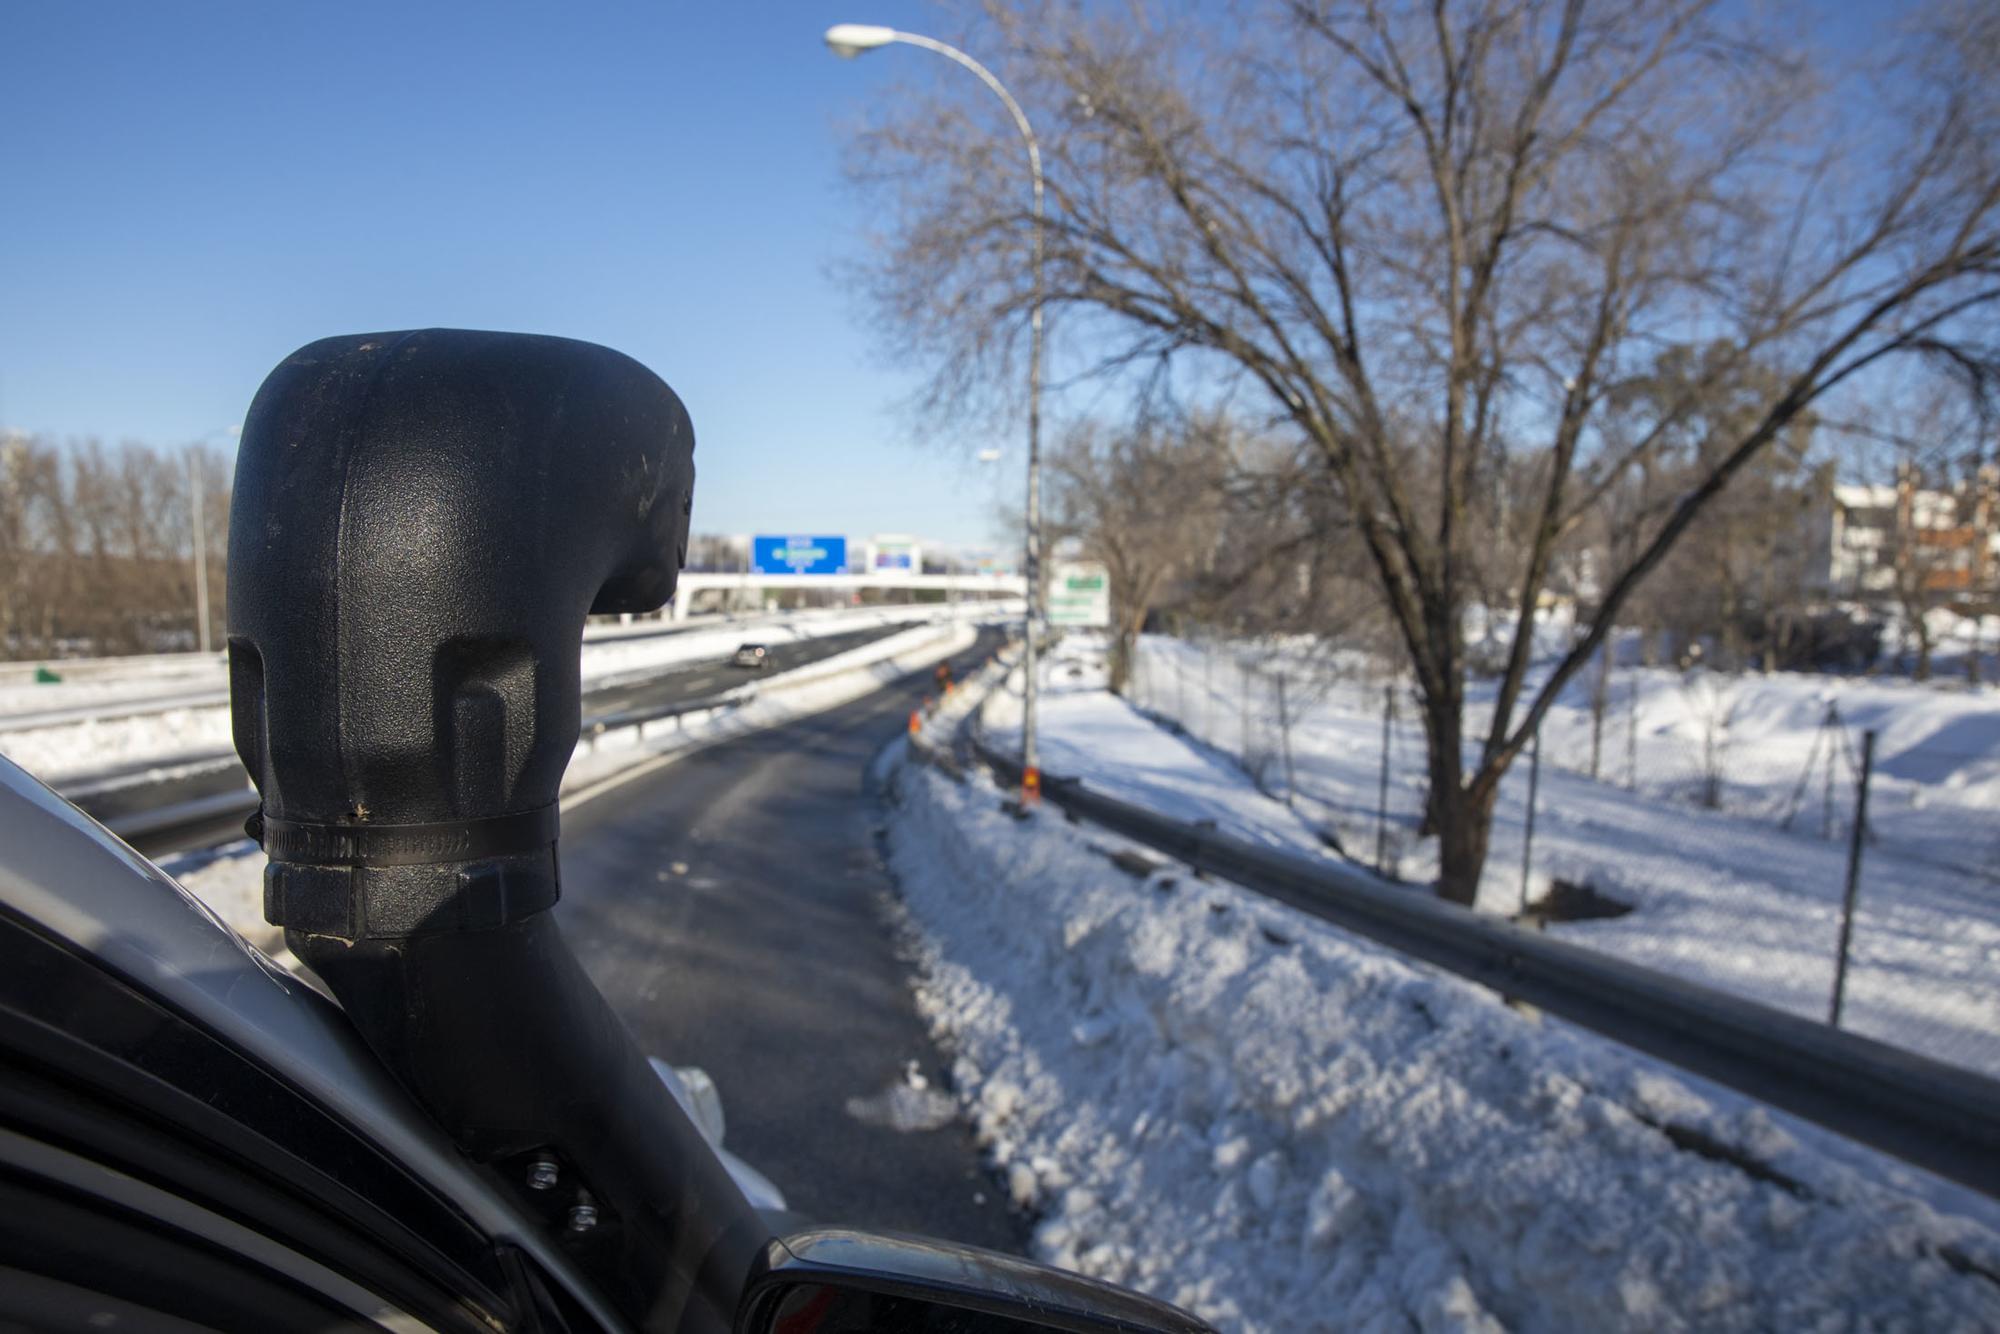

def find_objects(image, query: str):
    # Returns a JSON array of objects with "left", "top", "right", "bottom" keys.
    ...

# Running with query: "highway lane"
[
  {"left": 90, "top": 619, "right": 924, "bottom": 859},
  {"left": 554, "top": 629, "right": 1023, "bottom": 1250},
  {"left": 0, "top": 613, "right": 737, "bottom": 729},
  {"left": 580, "top": 622, "right": 916, "bottom": 717},
  {"left": 2, "top": 615, "right": 905, "bottom": 732}
]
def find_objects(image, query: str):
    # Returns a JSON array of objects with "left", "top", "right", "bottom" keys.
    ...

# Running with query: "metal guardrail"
[
  {"left": 5, "top": 608, "right": 958, "bottom": 731},
  {"left": 109, "top": 787, "right": 262, "bottom": 845},
  {"left": 106, "top": 621, "right": 974, "bottom": 854},
  {"left": 0, "top": 612, "right": 746, "bottom": 693},
  {"left": 579, "top": 692, "right": 749, "bottom": 749},
  {"left": 110, "top": 690, "right": 759, "bottom": 854},
  {"left": 0, "top": 649, "right": 229, "bottom": 690},
  {"left": 946, "top": 726, "right": 2000, "bottom": 1199},
  {"left": 1, "top": 689, "right": 234, "bottom": 731}
]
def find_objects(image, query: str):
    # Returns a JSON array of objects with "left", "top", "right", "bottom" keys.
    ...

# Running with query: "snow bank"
[
  {"left": 984, "top": 644, "right": 1331, "bottom": 860},
  {"left": 1521, "top": 663, "right": 2000, "bottom": 876},
  {"left": 883, "top": 700, "right": 2000, "bottom": 1331},
  {"left": 0, "top": 708, "right": 239, "bottom": 786}
]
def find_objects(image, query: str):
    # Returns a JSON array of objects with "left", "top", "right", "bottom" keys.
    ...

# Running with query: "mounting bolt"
[
  {"left": 526, "top": 1158, "right": 560, "bottom": 1191},
  {"left": 567, "top": 1204, "right": 599, "bottom": 1233}
]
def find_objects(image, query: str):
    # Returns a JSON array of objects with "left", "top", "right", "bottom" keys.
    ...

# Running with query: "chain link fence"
[
  {"left": 1127, "top": 633, "right": 1430, "bottom": 872},
  {"left": 1521, "top": 671, "right": 2000, "bottom": 883},
  {"left": 1124, "top": 633, "right": 2000, "bottom": 1078}
]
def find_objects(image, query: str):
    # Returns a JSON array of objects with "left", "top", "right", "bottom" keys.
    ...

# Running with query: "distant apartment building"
[{"left": 1809, "top": 465, "right": 1999, "bottom": 603}]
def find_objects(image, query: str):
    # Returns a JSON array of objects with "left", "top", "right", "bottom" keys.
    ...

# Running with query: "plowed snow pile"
[{"left": 882, "top": 699, "right": 2000, "bottom": 1330}]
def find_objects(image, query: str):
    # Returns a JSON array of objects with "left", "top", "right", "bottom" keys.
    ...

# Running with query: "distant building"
[{"left": 1808, "top": 465, "right": 1998, "bottom": 603}]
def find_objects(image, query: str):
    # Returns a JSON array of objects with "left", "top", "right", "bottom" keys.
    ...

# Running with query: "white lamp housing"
[{"left": 824, "top": 23, "right": 898, "bottom": 58}]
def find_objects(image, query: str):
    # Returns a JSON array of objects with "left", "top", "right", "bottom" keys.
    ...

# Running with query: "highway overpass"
[{"left": 665, "top": 571, "right": 1026, "bottom": 621}]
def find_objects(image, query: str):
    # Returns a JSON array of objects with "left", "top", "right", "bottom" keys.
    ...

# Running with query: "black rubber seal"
[{"left": 252, "top": 804, "right": 560, "bottom": 868}]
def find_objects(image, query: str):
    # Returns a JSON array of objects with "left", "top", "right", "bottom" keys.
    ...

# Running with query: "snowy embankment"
[
  {"left": 1473, "top": 624, "right": 2000, "bottom": 881},
  {"left": 165, "top": 618, "right": 982, "bottom": 954},
  {"left": 1124, "top": 636, "right": 2000, "bottom": 1077},
  {"left": 1134, "top": 633, "right": 2000, "bottom": 878},
  {"left": 0, "top": 604, "right": 994, "bottom": 783},
  {"left": 884, "top": 675, "right": 2000, "bottom": 1331}
]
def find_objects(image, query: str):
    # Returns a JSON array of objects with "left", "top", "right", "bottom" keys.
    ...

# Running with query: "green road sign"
[{"left": 1046, "top": 561, "right": 1111, "bottom": 627}]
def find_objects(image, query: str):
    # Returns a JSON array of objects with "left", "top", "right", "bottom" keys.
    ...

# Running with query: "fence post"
[
  {"left": 1168, "top": 640, "right": 1184, "bottom": 724},
  {"left": 1203, "top": 640, "right": 1215, "bottom": 746},
  {"left": 1240, "top": 661, "right": 1252, "bottom": 760},
  {"left": 1590, "top": 641, "right": 1609, "bottom": 781},
  {"left": 1828, "top": 729, "right": 1878, "bottom": 1028},
  {"left": 1277, "top": 674, "right": 1297, "bottom": 809},
  {"left": 1778, "top": 707, "right": 1829, "bottom": 835},
  {"left": 1520, "top": 728, "right": 1542, "bottom": 916},
  {"left": 1375, "top": 682, "right": 1395, "bottom": 874},
  {"left": 1626, "top": 675, "right": 1639, "bottom": 792},
  {"left": 1701, "top": 694, "right": 1722, "bottom": 809}
]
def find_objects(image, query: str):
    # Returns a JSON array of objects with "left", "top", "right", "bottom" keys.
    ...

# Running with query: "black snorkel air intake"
[{"left": 227, "top": 330, "right": 762, "bottom": 1330}]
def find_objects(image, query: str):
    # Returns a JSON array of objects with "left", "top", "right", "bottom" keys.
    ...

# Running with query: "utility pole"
[
  {"left": 826, "top": 23, "right": 1047, "bottom": 803},
  {"left": 189, "top": 449, "right": 212, "bottom": 654}
]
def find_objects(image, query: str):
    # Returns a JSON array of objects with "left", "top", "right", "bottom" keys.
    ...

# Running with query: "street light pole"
[
  {"left": 188, "top": 426, "right": 240, "bottom": 656},
  {"left": 189, "top": 450, "right": 210, "bottom": 654},
  {"left": 826, "top": 23, "right": 1046, "bottom": 799}
]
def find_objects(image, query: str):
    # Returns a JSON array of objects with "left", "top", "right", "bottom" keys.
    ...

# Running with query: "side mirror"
[{"left": 737, "top": 1229, "right": 1211, "bottom": 1333}]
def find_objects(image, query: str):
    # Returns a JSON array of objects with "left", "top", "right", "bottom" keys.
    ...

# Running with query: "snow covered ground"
[
  {"left": 1876, "top": 604, "right": 2000, "bottom": 682},
  {"left": 1112, "top": 636, "right": 2000, "bottom": 1077},
  {"left": 1458, "top": 628, "right": 2000, "bottom": 881},
  {"left": 0, "top": 604, "right": 1004, "bottom": 783},
  {"left": 886, "top": 681, "right": 2000, "bottom": 1331}
]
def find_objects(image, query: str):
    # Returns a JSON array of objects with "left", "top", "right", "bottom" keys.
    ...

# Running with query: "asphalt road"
[
  {"left": 554, "top": 628, "right": 1026, "bottom": 1251},
  {"left": 581, "top": 622, "right": 916, "bottom": 717}
]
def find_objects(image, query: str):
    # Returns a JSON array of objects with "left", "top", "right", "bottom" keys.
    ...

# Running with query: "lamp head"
[{"left": 824, "top": 23, "right": 897, "bottom": 58}]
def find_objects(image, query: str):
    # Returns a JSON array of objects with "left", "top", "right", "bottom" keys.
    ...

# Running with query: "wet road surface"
[{"left": 555, "top": 630, "right": 1025, "bottom": 1250}]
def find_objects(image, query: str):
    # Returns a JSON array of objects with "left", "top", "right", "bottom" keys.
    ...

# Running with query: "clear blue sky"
[{"left": 0, "top": 0, "right": 1014, "bottom": 549}]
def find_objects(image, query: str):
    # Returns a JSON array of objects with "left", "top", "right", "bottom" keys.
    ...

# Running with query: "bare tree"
[
  {"left": 1584, "top": 343, "right": 1823, "bottom": 671},
  {"left": 1045, "top": 413, "right": 1231, "bottom": 691},
  {"left": 846, "top": 0, "right": 2000, "bottom": 903},
  {"left": 1, "top": 436, "right": 232, "bottom": 660}
]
